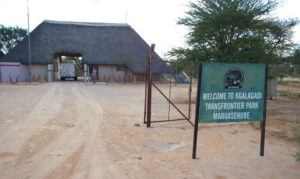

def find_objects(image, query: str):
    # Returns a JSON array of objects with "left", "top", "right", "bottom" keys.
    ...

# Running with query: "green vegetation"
[
  {"left": 293, "top": 123, "right": 300, "bottom": 141},
  {"left": 295, "top": 151, "right": 300, "bottom": 163},
  {"left": 230, "top": 130, "right": 238, "bottom": 135},
  {"left": 279, "top": 73, "right": 286, "bottom": 82},
  {"left": 278, "top": 129, "right": 288, "bottom": 138},
  {"left": 286, "top": 48, "right": 300, "bottom": 66},
  {"left": 0, "top": 24, "right": 27, "bottom": 57},
  {"left": 167, "top": 0, "right": 298, "bottom": 66},
  {"left": 115, "top": 51, "right": 136, "bottom": 82},
  {"left": 269, "top": 63, "right": 300, "bottom": 81},
  {"left": 279, "top": 92, "right": 300, "bottom": 98},
  {"left": 293, "top": 124, "right": 300, "bottom": 163},
  {"left": 278, "top": 80, "right": 300, "bottom": 87},
  {"left": 62, "top": 56, "right": 83, "bottom": 76},
  {"left": 279, "top": 93, "right": 289, "bottom": 97},
  {"left": 134, "top": 123, "right": 140, "bottom": 127}
]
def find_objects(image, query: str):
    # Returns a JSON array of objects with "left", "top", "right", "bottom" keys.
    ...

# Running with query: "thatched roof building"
[{"left": 1, "top": 20, "right": 169, "bottom": 74}]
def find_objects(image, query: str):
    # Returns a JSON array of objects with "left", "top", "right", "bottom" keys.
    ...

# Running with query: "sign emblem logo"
[{"left": 225, "top": 68, "right": 244, "bottom": 88}]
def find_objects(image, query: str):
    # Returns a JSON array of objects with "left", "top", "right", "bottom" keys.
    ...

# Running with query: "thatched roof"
[{"left": 1, "top": 20, "right": 169, "bottom": 74}]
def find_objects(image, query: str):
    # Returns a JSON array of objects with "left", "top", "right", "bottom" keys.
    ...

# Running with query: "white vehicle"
[{"left": 60, "top": 63, "right": 77, "bottom": 81}]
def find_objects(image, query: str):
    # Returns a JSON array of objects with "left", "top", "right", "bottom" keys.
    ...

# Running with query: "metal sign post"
[
  {"left": 193, "top": 63, "right": 268, "bottom": 159},
  {"left": 192, "top": 64, "right": 202, "bottom": 159},
  {"left": 260, "top": 64, "right": 268, "bottom": 156}
]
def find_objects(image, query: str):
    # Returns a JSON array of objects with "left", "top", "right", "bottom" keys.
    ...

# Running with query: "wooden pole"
[{"left": 146, "top": 44, "right": 155, "bottom": 128}]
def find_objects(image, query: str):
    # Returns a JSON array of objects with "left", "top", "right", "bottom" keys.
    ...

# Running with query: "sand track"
[{"left": 0, "top": 82, "right": 299, "bottom": 178}]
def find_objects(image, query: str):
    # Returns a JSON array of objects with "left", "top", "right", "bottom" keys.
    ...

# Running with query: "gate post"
[
  {"left": 84, "top": 64, "right": 88, "bottom": 82},
  {"left": 47, "top": 64, "right": 53, "bottom": 82},
  {"left": 146, "top": 44, "right": 155, "bottom": 128}
]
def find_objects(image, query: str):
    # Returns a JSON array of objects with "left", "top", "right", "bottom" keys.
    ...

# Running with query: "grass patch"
[
  {"left": 279, "top": 92, "right": 300, "bottom": 98},
  {"left": 279, "top": 93, "right": 289, "bottom": 97},
  {"left": 230, "top": 130, "right": 238, "bottom": 135},
  {"left": 278, "top": 80, "right": 300, "bottom": 87},
  {"left": 295, "top": 151, "right": 300, "bottom": 163},
  {"left": 134, "top": 123, "right": 140, "bottom": 127},
  {"left": 292, "top": 124, "right": 300, "bottom": 163},
  {"left": 248, "top": 122, "right": 260, "bottom": 130},
  {"left": 278, "top": 129, "right": 288, "bottom": 138},
  {"left": 293, "top": 123, "right": 300, "bottom": 141}
]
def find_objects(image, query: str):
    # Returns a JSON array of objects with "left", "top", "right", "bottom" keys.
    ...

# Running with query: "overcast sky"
[{"left": 0, "top": 0, "right": 299, "bottom": 57}]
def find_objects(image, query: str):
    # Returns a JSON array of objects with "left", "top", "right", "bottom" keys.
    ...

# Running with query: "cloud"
[{"left": 90, "top": 0, "right": 101, "bottom": 3}]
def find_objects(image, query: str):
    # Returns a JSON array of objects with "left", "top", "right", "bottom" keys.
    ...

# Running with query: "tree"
[
  {"left": 167, "top": 0, "right": 298, "bottom": 64},
  {"left": 61, "top": 56, "right": 83, "bottom": 76},
  {"left": 0, "top": 24, "right": 27, "bottom": 55},
  {"left": 0, "top": 43, "right": 4, "bottom": 58},
  {"left": 292, "top": 49, "right": 300, "bottom": 65},
  {"left": 115, "top": 51, "right": 136, "bottom": 82},
  {"left": 285, "top": 48, "right": 300, "bottom": 76}
]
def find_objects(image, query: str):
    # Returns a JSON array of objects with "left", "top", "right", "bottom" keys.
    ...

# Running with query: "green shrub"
[
  {"left": 279, "top": 92, "right": 300, "bottom": 98},
  {"left": 280, "top": 93, "right": 288, "bottom": 97},
  {"left": 279, "top": 129, "right": 288, "bottom": 138},
  {"left": 293, "top": 123, "right": 300, "bottom": 141},
  {"left": 292, "top": 124, "right": 300, "bottom": 163},
  {"left": 279, "top": 73, "right": 286, "bottom": 82},
  {"left": 294, "top": 151, "right": 300, "bottom": 163}
]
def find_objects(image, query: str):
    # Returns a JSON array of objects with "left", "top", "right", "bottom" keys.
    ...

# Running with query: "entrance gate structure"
[{"left": 143, "top": 44, "right": 194, "bottom": 128}]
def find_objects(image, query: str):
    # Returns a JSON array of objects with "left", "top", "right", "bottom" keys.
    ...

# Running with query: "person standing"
[{"left": 92, "top": 67, "right": 97, "bottom": 84}]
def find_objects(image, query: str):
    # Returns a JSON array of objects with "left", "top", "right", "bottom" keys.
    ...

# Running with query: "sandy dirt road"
[{"left": 0, "top": 82, "right": 299, "bottom": 179}]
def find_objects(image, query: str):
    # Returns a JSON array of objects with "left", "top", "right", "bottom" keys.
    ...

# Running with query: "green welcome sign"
[
  {"left": 198, "top": 63, "right": 266, "bottom": 123},
  {"left": 192, "top": 62, "right": 268, "bottom": 159}
]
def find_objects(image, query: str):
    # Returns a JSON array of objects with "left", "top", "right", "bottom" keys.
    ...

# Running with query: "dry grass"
[{"left": 282, "top": 77, "right": 300, "bottom": 82}]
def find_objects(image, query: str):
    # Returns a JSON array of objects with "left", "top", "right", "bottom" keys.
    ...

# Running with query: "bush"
[
  {"left": 294, "top": 151, "right": 300, "bottom": 164},
  {"left": 293, "top": 123, "right": 300, "bottom": 141},
  {"left": 279, "top": 73, "right": 286, "bottom": 82},
  {"left": 279, "top": 129, "right": 288, "bottom": 138},
  {"left": 292, "top": 124, "right": 300, "bottom": 163},
  {"left": 279, "top": 93, "right": 288, "bottom": 97}
]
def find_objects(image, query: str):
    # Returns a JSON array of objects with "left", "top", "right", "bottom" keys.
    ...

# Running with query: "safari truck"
[{"left": 60, "top": 63, "right": 77, "bottom": 81}]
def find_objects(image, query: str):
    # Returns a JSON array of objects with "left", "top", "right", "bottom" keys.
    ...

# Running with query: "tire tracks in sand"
[
  {"left": 14, "top": 83, "right": 79, "bottom": 167},
  {"left": 44, "top": 84, "right": 126, "bottom": 179}
]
